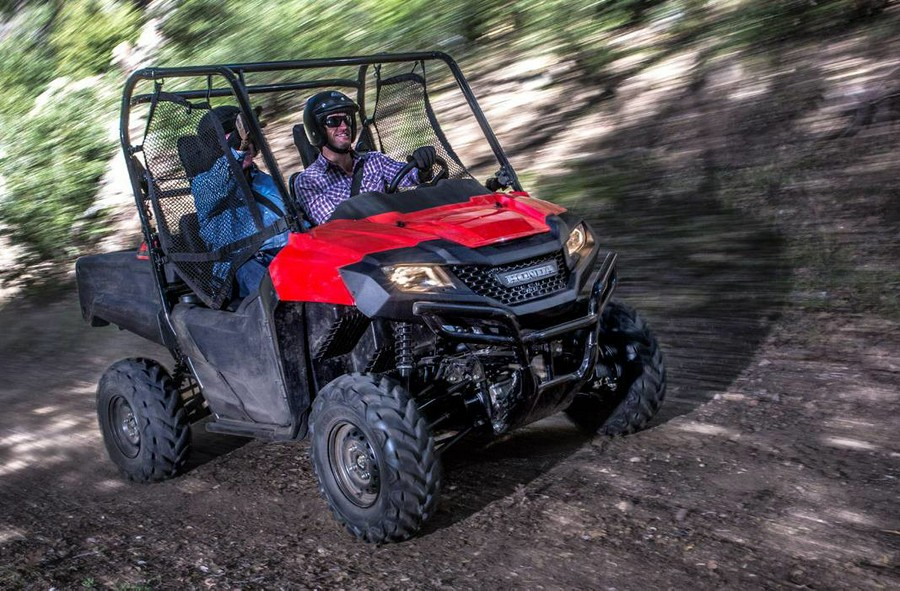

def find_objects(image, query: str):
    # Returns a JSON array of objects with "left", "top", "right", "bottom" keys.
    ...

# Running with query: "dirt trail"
[
  {"left": 0, "top": 293, "right": 896, "bottom": 589},
  {"left": 2, "top": 13, "right": 900, "bottom": 591},
  {"left": 0, "top": 254, "right": 896, "bottom": 590}
]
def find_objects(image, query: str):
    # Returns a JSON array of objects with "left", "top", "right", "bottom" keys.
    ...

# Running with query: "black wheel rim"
[
  {"left": 109, "top": 396, "right": 140, "bottom": 459},
  {"left": 328, "top": 421, "right": 380, "bottom": 508}
]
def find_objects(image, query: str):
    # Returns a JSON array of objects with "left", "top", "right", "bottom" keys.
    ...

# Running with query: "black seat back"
[
  {"left": 356, "top": 119, "right": 376, "bottom": 153},
  {"left": 177, "top": 135, "right": 220, "bottom": 178},
  {"left": 288, "top": 170, "right": 315, "bottom": 228},
  {"left": 292, "top": 124, "right": 320, "bottom": 168}
]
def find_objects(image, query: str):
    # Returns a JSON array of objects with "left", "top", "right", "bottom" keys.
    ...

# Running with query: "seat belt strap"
[{"left": 349, "top": 160, "right": 365, "bottom": 197}]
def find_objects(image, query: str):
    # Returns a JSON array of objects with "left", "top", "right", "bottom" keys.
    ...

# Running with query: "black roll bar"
[
  {"left": 121, "top": 65, "right": 301, "bottom": 229},
  {"left": 120, "top": 52, "right": 522, "bottom": 197}
]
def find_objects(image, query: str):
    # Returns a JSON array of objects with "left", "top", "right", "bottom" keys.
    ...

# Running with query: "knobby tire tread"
[
  {"left": 567, "top": 300, "right": 667, "bottom": 436},
  {"left": 99, "top": 358, "right": 191, "bottom": 482},
  {"left": 309, "top": 373, "right": 441, "bottom": 543}
]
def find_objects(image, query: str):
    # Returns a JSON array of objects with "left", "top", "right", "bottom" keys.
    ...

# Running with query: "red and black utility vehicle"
[{"left": 76, "top": 53, "right": 666, "bottom": 542}]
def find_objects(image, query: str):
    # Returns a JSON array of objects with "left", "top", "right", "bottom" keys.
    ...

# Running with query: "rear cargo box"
[{"left": 76, "top": 251, "right": 164, "bottom": 346}]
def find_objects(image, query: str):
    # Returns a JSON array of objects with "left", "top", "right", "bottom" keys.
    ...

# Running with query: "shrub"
[
  {"left": 722, "top": 0, "right": 876, "bottom": 48},
  {"left": 0, "top": 5, "right": 57, "bottom": 119},
  {"left": 159, "top": 0, "right": 514, "bottom": 65},
  {"left": 0, "top": 88, "right": 116, "bottom": 264},
  {"left": 49, "top": 0, "right": 142, "bottom": 77},
  {"left": 0, "top": 1, "right": 140, "bottom": 269}
]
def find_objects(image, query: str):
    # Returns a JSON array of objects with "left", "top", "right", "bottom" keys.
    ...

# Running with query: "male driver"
[
  {"left": 191, "top": 106, "right": 288, "bottom": 297},
  {"left": 294, "top": 90, "right": 437, "bottom": 224}
]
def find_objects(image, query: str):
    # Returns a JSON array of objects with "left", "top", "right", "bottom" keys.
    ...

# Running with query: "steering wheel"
[{"left": 385, "top": 155, "right": 449, "bottom": 194}]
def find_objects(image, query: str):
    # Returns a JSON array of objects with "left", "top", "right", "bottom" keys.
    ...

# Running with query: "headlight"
[
  {"left": 385, "top": 265, "right": 454, "bottom": 292},
  {"left": 565, "top": 223, "right": 594, "bottom": 257}
]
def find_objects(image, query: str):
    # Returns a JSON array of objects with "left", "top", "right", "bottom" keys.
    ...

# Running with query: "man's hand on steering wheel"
[
  {"left": 408, "top": 146, "right": 437, "bottom": 182},
  {"left": 385, "top": 149, "right": 448, "bottom": 193}
]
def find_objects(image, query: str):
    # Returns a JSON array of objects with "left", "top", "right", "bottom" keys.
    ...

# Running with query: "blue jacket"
[
  {"left": 190, "top": 150, "right": 289, "bottom": 290},
  {"left": 191, "top": 150, "right": 289, "bottom": 256}
]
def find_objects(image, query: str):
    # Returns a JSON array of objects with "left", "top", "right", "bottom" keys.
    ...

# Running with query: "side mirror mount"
[{"left": 485, "top": 167, "right": 514, "bottom": 192}]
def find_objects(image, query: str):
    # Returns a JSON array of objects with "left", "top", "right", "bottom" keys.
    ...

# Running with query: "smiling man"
[{"left": 294, "top": 90, "right": 438, "bottom": 225}]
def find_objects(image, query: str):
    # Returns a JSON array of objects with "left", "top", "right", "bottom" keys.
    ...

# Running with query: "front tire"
[
  {"left": 97, "top": 358, "right": 191, "bottom": 482},
  {"left": 566, "top": 300, "right": 666, "bottom": 436},
  {"left": 309, "top": 373, "right": 441, "bottom": 543}
]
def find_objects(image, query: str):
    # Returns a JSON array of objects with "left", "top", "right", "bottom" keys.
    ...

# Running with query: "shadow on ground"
[
  {"left": 425, "top": 173, "right": 789, "bottom": 533},
  {"left": 423, "top": 50, "right": 804, "bottom": 531},
  {"left": 0, "top": 294, "right": 246, "bottom": 516},
  {"left": 425, "top": 210, "right": 787, "bottom": 534}
]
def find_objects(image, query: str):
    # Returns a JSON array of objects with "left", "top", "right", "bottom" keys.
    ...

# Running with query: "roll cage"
[
  {"left": 121, "top": 51, "right": 522, "bottom": 221},
  {"left": 121, "top": 53, "right": 522, "bottom": 316}
]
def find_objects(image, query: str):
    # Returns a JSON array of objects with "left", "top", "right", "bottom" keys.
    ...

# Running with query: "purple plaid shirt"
[{"left": 295, "top": 152, "right": 419, "bottom": 224}]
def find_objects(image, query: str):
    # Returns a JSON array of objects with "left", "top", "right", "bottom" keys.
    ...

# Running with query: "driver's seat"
[
  {"left": 288, "top": 171, "right": 315, "bottom": 228},
  {"left": 288, "top": 125, "right": 319, "bottom": 227},
  {"left": 292, "top": 124, "right": 319, "bottom": 168}
]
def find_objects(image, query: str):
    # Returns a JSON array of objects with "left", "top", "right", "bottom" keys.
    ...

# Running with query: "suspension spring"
[{"left": 394, "top": 322, "right": 413, "bottom": 378}]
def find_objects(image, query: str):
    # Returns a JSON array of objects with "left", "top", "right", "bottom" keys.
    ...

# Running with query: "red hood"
[
  {"left": 357, "top": 193, "right": 561, "bottom": 247},
  {"left": 270, "top": 192, "right": 566, "bottom": 304}
]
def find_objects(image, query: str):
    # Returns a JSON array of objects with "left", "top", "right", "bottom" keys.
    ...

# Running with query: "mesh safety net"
[
  {"left": 369, "top": 70, "right": 473, "bottom": 182},
  {"left": 140, "top": 92, "right": 281, "bottom": 309}
]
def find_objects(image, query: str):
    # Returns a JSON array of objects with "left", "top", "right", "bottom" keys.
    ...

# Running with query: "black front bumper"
[{"left": 413, "top": 252, "right": 617, "bottom": 398}]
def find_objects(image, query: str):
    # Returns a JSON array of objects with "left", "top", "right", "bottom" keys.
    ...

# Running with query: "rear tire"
[
  {"left": 97, "top": 358, "right": 191, "bottom": 482},
  {"left": 566, "top": 300, "right": 666, "bottom": 436},
  {"left": 309, "top": 373, "right": 441, "bottom": 543}
]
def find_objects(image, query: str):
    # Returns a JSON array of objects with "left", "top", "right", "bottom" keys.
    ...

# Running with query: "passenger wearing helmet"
[
  {"left": 191, "top": 106, "right": 288, "bottom": 297},
  {"left": 294, "top": 90, "right": 438, "bottom": 225}
]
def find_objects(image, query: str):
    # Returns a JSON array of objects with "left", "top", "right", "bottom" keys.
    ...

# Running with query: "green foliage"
[
  {"left": 161, "top": 0, "right": 359, "bottom": 64},
  {"left": 0, "top": 88, "right": 116, "bottom": 263},
  {"left": 717, "top": 0, "right": 872, "bottom": 49},
  {"left": 49, "top": 0, "right": 142, "bottom": 77},
  {"left": 0, "top": 1, "right": 139, "bottom": 268},
  {"left": 157, "top": 0, "right": 229, "bottom": 54},
  {"left": 159, "top": 0, "right": 712, "bottom": 82},
  {"left": 0, "top": 5, "right": 57, "bottom": 119},
  {"left": 159, "top": 0, "right": 517, "bottom": 65}
]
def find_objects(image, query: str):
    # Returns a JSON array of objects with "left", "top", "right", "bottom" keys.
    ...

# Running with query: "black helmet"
[{"left": 303, "top": 90, "right": 359, "bottom": 150}]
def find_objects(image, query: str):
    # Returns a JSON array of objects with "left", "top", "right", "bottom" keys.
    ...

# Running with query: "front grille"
[{"left": 450, "top": 251, "right": 570, "bottom": 306}]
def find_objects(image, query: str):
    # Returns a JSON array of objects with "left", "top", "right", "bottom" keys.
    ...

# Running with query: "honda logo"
[{"left": 495, "top": 260, "right": 558, "bottom": 288}]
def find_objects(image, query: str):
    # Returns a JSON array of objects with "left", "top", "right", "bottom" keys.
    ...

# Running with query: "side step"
[{"left": 205, "top": 418, "right": 301, "bottom": 441}]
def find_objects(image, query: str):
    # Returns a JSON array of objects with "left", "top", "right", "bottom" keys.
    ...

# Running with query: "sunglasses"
[{"left": 323, "top": 114, "right": 353, "bottom": 128}]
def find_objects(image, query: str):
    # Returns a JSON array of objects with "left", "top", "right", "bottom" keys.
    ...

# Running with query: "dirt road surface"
[{"left": 2, "top": 17, "right": 899, "bottom": 591}]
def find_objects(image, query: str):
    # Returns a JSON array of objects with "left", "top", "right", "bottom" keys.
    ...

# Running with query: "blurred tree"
[
  {"left": 0, "top": 0, "right": 141, "bottom": 267},
  {"left": 0, "top": 5, "right": 56, "bottom": 118},
  {"left": 158, "top": 0, "right": 228, "bottom": 53},
  {"left": 162, "top": 0, "right": 350, "bottom": 64},
  {"left": 721, "top": 0, "right": 886, "bottom": 47},
  {"left": 160, "top": 0, "right": 520, "bottom": 64},
  {"left": 855, "top": 0, "right": 889, "bottom": 17},
  {"left": 0, "top": 0, "right": 27, "bottom": 18},
  {"left": 49, "top": 0, "right": 141, "bottom": 77},
  {"left": 0, "top": 89, "right": 115, "bottom": 263}
]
